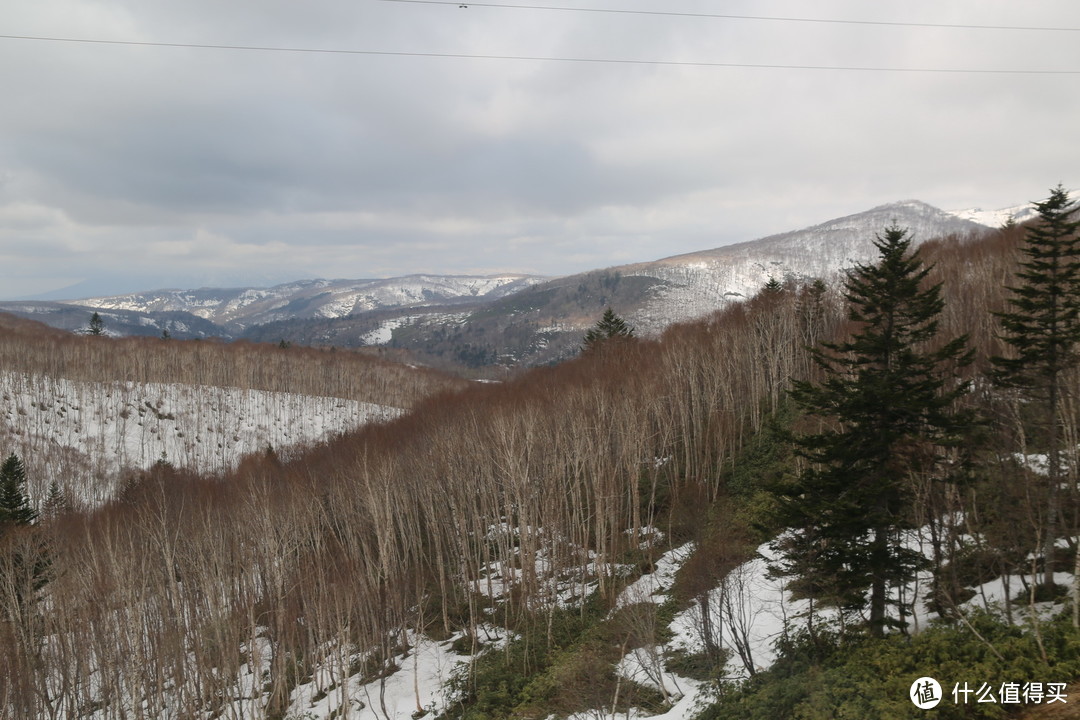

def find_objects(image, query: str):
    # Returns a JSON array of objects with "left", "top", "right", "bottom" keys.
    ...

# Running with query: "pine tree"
[
  {"left": 0, "top": 453, "right": 37, "bottom": 530},
  {"left": 41, "top": 481, "right": 71, "bottom": 519},
  {"left": 582, "top": 307, "right": 635, "bottom": 351},
  {"left": 88, "top": 311, "right": 105, "bottom": 336},
  {"left": 0, "top": 455, "right": 49, "bottom": 619},
  {"left": 991, "top": 185, "right": 1080, "bottom": 592},
  {"left": 762, "top": 276, "right": 785, "bottom": 295},
  {"left": 772, "top": 225, "right": 974, "bottom": 637}
]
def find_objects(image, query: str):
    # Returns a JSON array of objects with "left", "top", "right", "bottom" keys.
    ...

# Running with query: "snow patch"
[{"left": 0, "top": 371, "right": 401, "bottom": 504}]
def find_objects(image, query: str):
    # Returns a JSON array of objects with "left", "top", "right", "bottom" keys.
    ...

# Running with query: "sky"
[{"left": 2, "top": 0, "right": 1080, "bottom": 299}]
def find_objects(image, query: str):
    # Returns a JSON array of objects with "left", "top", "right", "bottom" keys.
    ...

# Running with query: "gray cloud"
[{"left": 3, "top": 0, "right": 1080, "bottom": 298}]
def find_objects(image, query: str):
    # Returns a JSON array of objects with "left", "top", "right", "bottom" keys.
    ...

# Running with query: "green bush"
[
  {"left": 440, "top": 601, "right": 610, "bottom": 720},
  {"left": 699, "top": 612, "right": 1080, "bottom": 720}
]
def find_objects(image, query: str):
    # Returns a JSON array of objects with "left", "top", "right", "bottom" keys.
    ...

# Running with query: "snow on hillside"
[
  {"left": 51, "top": 519, "right": 1070, "bottom": 719},
  {"left": 948, "top": 203, "right": 1040, "bottom": 228},
  {"left": 626, "top": 200, "right": 987, "bottom": 333},
  {"left": 69, "top": 274, "right": 547, "bottom": 330},
  {"left": 0, "top": 372, "right": 400, "bottom": 505},
  {"left": 279, "top": 632, "right": 475, "bottom": 720}
]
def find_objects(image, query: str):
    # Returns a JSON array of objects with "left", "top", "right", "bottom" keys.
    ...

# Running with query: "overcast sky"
[{"left": 2, "top": 0, "right": 1079, "bottom": 299}]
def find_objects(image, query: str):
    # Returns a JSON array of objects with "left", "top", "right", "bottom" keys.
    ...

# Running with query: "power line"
[
  {"left": 380, "top": 0, "right": 1080, "bottom": 33},
  {"left": 1, "top": 33, "right": 1078, "bottom": 74}
]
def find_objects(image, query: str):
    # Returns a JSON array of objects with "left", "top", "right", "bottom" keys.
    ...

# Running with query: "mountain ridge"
[
  {"left": 59, "top": 273, "right": 547, "bottom": 332},
  {"left": 0, "top": 198, "right": 1011, "bottom": 367}
]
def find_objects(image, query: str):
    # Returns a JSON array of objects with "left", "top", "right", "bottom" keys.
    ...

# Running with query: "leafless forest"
[{"left": 0, "top": 224, "right": 1074, "bottom": 718}]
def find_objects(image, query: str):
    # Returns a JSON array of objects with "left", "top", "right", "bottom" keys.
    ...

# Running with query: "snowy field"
[{"left": 0, "top": 371, "right": 400, "bottom": 504}]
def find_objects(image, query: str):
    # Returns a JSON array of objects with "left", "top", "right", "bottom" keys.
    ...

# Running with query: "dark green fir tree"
[
  {"left": 0, "top": 453, "right": 37, "bottom": 530},
  {"left": 772, "top": 224, "right": 975, "bottom": 637},
  {"left": 991, "top": 185, "right": 1080, "bottom": 592},
  {"left": 762, "top": 276, "right": 785, "bottom": 295},
  {"left": 41, "top": 481, "right": 71, "bottom": 519},
  {"left": 582, "top": 307, "right": 635, "bottom": 351},
  {"left": 0, "top": 455, "right": 50, "bottom": 617},
  {"left": 88, "top": 311, "right": 105, "bottom": 336}
]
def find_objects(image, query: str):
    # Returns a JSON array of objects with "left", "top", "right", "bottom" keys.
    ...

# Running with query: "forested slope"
[
  {"left": 0, "top": 315, "right": 464, "bottom": 503},
  {"left": 1, "top": 208, "right": 1078, "bottom": 719}
]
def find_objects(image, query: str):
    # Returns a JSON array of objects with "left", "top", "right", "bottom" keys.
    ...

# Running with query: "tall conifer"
[
  {"left": 991, "top": 185, "right": 1080, "bottom": 592},
  {"left": 773, "top": 225, "right": 974, "bottom": 637},
  {"left": 0, "top": 453, "right": 37, "bottom": 529},
  {"left": 88, "top": 312, "right": 105, "bottom": 336}
]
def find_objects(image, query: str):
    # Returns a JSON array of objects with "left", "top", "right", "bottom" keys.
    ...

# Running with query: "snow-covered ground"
[
  {"left": 600, "top": 528, "right": 1077, "bottom": 720},
  {"left": 0, "top": 371, "right": 400, "bottom": 504},
  {"left": 617, "top": 543, "right": 695, "bottom": 609},
  {"left": 664, "top": 533, "right": 1077, "bottom": 685},
  {"left": 47, "top": 524, "right": 1073, "bottom": 719},
  {"left": 277, "top": 628, "right": 509, "bottom": 720}
]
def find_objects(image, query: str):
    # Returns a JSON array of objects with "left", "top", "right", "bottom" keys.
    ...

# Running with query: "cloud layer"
[{"left": 3, "top": 0, "right": 1079, "bottom": 297}]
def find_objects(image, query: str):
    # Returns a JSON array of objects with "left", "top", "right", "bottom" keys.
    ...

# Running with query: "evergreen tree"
[
  {"left": 991, "top": 185, "right": 1080, "bottom": 591},
  {"left": 88, "top": 311, "right": 105, "bottom": 336},
  {"left": 772, "top": 225, "right": 974, "bottom": 637},
  {"left": 41, "top": 481, "right": 71, "bottom": 519},
  {"left": 582, "top": 307, "right": 635, "bottom": 351},
  {"left": 0, "top": 453, "right": 37, "bottom": 530},
  {"left": 0, "top": 456, "right": 50, "bottom": 618},
  {"left": 762, "top": 276, "right": 785, "bottom": 295}
]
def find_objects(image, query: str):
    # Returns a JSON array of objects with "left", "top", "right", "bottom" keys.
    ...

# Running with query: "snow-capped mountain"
[
  {"left": 947, "top": 202, "right": 1041, "bottom": 228},
  {"left": 363, "top": 199, "right": 993, "bottom": 367},
  {"left": 621, "top": 199, "right": 988, "bottom": 332},
  {"left": 0, "top": 301, "right": 225, "bottom": 340},
  {"left": 0, "top": 199, "right": 1002, "bottom": 368},
  {"left": 62, "top": 274, "right": 546, "bottom": 332}
]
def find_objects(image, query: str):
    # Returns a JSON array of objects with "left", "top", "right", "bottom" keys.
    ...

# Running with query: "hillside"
[
  {"left": 623, "top": 199, "right": 987, "bottom": 331},
  {"left": 0, "top": 300, "right": 225, "bottom": 340},
  {"left": 0, "top": 314, "right": 465, "bottom": 503},
  {"left": 0, "top": 313, "right": 464, "bottom": 407},
  {"left": 0, "top": 372, "right": 400, "bottom": 505},
  {"left": 2, "top": 199, "right": 1078, "bottom": 720},
  {"left": 64, "top": 274, "right": 546, "bottom": 332},
  {"left": 381, "top": 200, "right": 990, "bottom": 366},
  {"left": 0, "top": 275, "right": 545, "bottom": 348}
]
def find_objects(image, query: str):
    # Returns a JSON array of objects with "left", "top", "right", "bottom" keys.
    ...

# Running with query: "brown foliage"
[
  {"left": 0, "top": 312, "right": 464, "bottom": 409},
  {"left": 9, "top": 221, "right": 1066, "bottom": 716}
]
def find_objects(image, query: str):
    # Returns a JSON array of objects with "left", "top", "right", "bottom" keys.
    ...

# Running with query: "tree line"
[{"left": 0, "top": 313, "right": 463, "bottom": 410}]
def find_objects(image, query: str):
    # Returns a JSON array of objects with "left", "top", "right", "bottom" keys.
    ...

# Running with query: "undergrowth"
[{"left": 699, "top": 611, "right": 1080, "bottom": 720}]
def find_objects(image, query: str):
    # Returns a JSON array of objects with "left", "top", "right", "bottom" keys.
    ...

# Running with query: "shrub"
[{"left": 700, "top": 612, "right": 1080, "bottom": 720}]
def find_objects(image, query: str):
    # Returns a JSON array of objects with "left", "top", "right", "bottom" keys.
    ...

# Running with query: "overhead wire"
[
  {"left": 378, "top": 0, "right": 1080, "bottom": 34},
  {"left": 2, "top": 1, "right": 1079, "bottom": 78}
]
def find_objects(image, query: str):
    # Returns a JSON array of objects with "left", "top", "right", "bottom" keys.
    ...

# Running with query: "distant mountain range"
[
  {"left": 63, "top": 274, "right": 544, "bottom": 333},
  {"left": 0, "top": 199, "right": 1019, "bottom": 369}
]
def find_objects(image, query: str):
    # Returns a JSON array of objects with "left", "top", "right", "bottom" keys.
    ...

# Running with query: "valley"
[{"left": 0, "top": 194, "right": 1077, "bottom": 719}]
